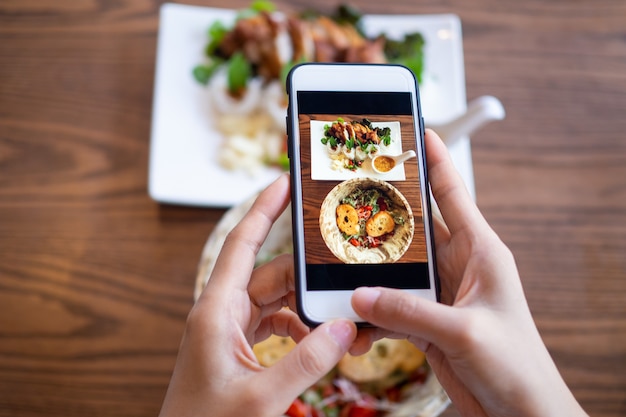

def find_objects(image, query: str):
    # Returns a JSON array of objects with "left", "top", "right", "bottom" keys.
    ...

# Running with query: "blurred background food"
[
  {"left": 253, "top": 335, "right": 432, "bottom": 417},
  {"left": 193, "top": 2, "right": 426, "bottom": 173}
]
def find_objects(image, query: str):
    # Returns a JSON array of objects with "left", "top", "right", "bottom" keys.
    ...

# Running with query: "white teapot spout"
[{"left": 428, "top": 95, "right": 505, "bottom": 145}]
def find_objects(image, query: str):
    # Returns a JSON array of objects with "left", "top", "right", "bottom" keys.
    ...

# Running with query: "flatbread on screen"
[{"left": 319, "top": 178, "right": 414, "bottom": 264}]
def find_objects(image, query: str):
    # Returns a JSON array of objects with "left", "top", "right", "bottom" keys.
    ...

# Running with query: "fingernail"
[
  {"left": 327, "top": 320, "right": 355, "bottom": 350},
  {"left": 354, "top": 287, "right": 381, "bottom": 310}
]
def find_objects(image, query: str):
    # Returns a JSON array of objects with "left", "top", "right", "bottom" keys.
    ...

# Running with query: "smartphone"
[{"left": 286, "top": 63, "right": 439, "bottom": 326}]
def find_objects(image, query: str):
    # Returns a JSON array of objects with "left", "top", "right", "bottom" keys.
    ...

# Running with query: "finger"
[
  {"left": 207, "top": 174, "right": 291, "bottom": 294},
  {"left": 247, "top": 254, "right": 295, "bottom": 321},
  {"left": 350, "top": 328, "right": 430, "bottom": 356},
  {"left": 425, "top": 346, "right": 486, "bottom": 415},
  {"left": 349, "top": 327, "right": 391, "bottom": 356},
  {"left": 352, "top": 287, "right": 462, "bottom": 351},
  {"left": 257, "top": 319, "right": 357, "bottom": 401},
  {"left": 253, "top": 308, "right": 311, "bottom": 345},
  {"left": 425, "top": 129, "right": 488, "bottom": 238}
]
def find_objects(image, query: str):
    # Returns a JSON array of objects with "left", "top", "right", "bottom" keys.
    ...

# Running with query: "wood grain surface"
[{"left": 1, "top": 1, "right": 625, "bottom": 416}]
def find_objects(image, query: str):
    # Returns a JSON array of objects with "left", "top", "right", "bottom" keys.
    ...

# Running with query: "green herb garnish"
[
  {"left": 375, "top": 126, "right": 392, "bottom": 146},
  {"left": 276, "top": 152, "right": 290, "bottom": 171},
  {"left": 236, "top": 0, "right": 276, "bottom": 20},
  {"left": 206, "top": 21, "right": 230, "bottom": 56},
  {"left": 384, "top": 32, "right": 425, "bottom": 83},
  {"left": 345, "top": 137, "right": 355, "bottom": 150},
  {"left": 192, "top": 58, "right": 224, "bottom": 85},
  {"left": 227, "top": 52, "right": 252, "bottom": 94},
  {"left": 331, "top": 4, "right": 365, "bottom": 37}
]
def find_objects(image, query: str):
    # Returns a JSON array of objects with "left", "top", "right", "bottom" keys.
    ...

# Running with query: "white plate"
[{"left": 149, "top": 3, "right": 474, "bottom": 207}]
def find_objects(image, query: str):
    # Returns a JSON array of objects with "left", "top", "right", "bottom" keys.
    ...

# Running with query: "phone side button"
[{"left": 285, "top": 116, "right": 291, "bottom": 159}]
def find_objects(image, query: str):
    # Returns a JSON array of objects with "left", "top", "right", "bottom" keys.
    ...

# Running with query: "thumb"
[
  {"left": 260, "top": 319, "right": 356, "bottom": 407},
  {"left": 352, "top": 287, "right": 461, "bottom": 350}
]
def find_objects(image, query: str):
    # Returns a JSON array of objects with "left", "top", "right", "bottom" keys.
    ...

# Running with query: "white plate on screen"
[
  {"left": 310, "top": 121, "right": 407, "bottom": 181},
  {"left": 149, "top": 3, "right": 473, "bottom": 207}
]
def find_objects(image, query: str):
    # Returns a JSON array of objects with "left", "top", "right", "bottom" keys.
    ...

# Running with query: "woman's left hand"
[{"left": 159, "top": 174, "right": 357, "bottom": 417}]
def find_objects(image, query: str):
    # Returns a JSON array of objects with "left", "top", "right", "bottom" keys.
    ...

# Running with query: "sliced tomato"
[
  {"left": 349, "top": 238, "right": 361, "bottom": 247},
  {"left": 357, "top": 205, "right": 373, "bottom": 220},
  {"left": 385, "top": 386, "right": 402, "bottom": 402},
  {"left": 285, "top": 398, "right": 308, "bottom": 417},
  {"left": 376, "top": 197, "right": 388, "bottom": 211},
  {"left": 321, "top": 383, "right": 336, "bottom": 398},
  {"left": 347, "top": 404, "right": 378, "bottom": 417},
  {"left": 357, "top": 209, "right": 371, "bottom": 220}
]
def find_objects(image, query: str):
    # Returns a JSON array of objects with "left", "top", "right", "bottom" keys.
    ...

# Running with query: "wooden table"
[{"left": 1, "top": 1, "right": 624, "bottom": 416}]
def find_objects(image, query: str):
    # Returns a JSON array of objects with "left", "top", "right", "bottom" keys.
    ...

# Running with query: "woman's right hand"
[{"left": 351, "top": 129, "right": 588, "bottom": 417}]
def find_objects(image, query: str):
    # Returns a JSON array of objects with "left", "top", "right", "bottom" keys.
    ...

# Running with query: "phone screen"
[{"left": 294, "top": 90, "right": 433, "bottom": 292}]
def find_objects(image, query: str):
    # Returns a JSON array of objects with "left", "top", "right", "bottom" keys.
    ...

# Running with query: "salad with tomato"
[
  {"left": 284, "top": 366, "right": 428, "bottom": 417},
  {"left": 338, "top": 188, "right": 405, "bottom": 249}
]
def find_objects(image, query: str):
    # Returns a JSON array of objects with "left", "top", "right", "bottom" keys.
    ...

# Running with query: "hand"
[
  {"left": 159, "top": 174, "right": 357, "bottom": 417},
  {"left": 351, "top": 130, "right": 587, "bottom": 417}
]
